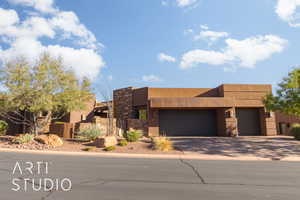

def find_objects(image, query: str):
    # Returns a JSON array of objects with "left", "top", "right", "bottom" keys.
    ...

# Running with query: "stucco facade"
[{"left": 113, "top": 84, "right": 278, "bottom": 137}]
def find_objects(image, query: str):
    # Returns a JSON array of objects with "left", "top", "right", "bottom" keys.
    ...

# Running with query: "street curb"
[{"left": 1, "top": 147, "right": 300, "bottom": 161}]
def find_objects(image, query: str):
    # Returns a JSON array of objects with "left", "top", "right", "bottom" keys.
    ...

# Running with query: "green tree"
[
  {"left": 0, "top": 53, "right": 93, "bottom": 135},
  {"left": 264, "top": 68, "right": 300, "bottom": 117}
]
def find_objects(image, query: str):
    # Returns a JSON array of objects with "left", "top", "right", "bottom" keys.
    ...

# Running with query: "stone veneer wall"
[
  {"left": 113, "top": 87, "right": 134, "bottom": 134},
  {"left": 224, "top": 107, "right": 238, "bottom": 137},
  {"left": 127, "top": 119, "right": 148, "bottom": 135},
  {"left": 148, "top": 109, "right": 159, "bottom": 137},
  {"left": 216, "top": 108, "right": 238, "bottom": 137},
  {"left": 259, "top": 108, "right": 277, "bottom": 136}
]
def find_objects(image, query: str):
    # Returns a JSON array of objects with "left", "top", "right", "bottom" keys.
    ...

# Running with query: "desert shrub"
[
  {"left": 119, "top": 139, "right": 128, "bottom": 146},
  {"left": 13, "top": 134, "right": 34, "bottom": 144},
  {"left": 291, "top": 124, "right": 300, "bottom": 140},
  {"left": 0, "top": 120, "right": 8, "bottom": 136},
  {"left": 78, "top": 124, "right": 103, "bottom": 141},
  {"left": 152, "top": 137, "right": 173, "bottom": 152},
  {"left": 82, "top": 147, "right": 96, "bottom": 151},
  {"left": 125, "top": 129, "right": 143, "bottom": 142},
  {"left": 104, "top": 146, "right": 116, "bottom": 151}
]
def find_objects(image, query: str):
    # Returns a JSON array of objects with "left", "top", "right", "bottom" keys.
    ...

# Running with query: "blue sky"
[{"left": 1, "top": 0, "right": 300, "bottom": 97}]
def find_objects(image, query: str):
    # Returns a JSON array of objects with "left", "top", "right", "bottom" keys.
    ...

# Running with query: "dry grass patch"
[
  {"left": 82, "top": 146, "right": 96, "bottom": 151},
  {"left": 104, "top": 146, "right": 116, "bottom": 151},
  {"left": 118, "top": 139, "right": 128, "bottom": 146},
  {"left": 152, "top": 137, "right": 174, "bottom": 152}
]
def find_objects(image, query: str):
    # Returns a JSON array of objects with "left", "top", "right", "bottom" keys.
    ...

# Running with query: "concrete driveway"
[{"left": 171, "top": 136, "right": 300, "bottom": 160}]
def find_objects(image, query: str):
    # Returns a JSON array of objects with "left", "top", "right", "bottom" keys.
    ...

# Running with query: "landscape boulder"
[
  {"left": 95, "top": 136, "right": 117, "bottom": 148},
  {"left": 35, "top": 134, "right": 63, "bottom": 147}
]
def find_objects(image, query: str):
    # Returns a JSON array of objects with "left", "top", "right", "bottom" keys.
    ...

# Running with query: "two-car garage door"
[
  {"left": 159, "top": 108, "right": 262, "bottom": 136},
  {"left": 159, "top": 109, "right": 217, "bottom": 136}
]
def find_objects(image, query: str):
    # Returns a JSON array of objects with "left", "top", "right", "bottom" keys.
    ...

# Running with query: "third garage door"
[
  {"left": 159, "top": 109, "right": 217, "bottom": 136},
  {"left": 236, "top": 108, "right": 261, "bottom": 136}
]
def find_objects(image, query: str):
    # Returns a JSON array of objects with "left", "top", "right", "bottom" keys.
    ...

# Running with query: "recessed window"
[{"left": 139, "top": 109, "right": 147, "bottom": 120}]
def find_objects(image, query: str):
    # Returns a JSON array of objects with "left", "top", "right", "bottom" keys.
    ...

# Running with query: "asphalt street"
[{"left": 0, "top": 151, "right": 299, "bottom": 200}]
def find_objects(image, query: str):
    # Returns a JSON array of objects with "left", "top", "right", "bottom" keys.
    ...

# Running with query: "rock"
[
  {"left": 35, "top": 134, "right": 63, "bottom": 147},
  {"left": 48, "top": 134, "right": 64, "bottom": 147},
  {"left": 95, "top": 136, "right": 117, "bottom": 148}
]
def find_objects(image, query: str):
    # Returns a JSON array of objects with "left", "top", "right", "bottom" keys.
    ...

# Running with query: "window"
[{"left": 139, "top": 109, "right": 147, "bottom": 120}]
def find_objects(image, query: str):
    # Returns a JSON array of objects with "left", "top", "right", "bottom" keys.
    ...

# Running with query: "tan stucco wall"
[
  {"left": 114, "top": 84, "right": 277, "bottom": 137},
  {"left": 62, "top": 97, "right": 96, "bottom": 123}
]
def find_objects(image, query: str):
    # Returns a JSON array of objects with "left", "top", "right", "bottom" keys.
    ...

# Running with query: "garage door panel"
[
  {"left": 236, "top": 108, "right": 261, "bottom": 136},
  {"left": 159, "top": 110, "right": 217, "bottom": 136}
]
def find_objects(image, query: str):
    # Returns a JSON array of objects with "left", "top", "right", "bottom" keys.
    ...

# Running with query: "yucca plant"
[
  {"left": 125, "top": 129, "right": 143, "bottom": 142},
  {"left": 13, "top": 134, "right": 34, "bottom": 144}
]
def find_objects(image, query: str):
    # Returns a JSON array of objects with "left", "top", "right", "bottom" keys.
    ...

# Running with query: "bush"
[
  {"left": 0, "top": 120, "right": 8, "bottom": 136},
  {"left": 152, "top": 137, "right": 173, "bottom": 152},
  {"left": 119, "top": 139, "right": 128, "bottom": 146},
  {"left": 291, "top": 124, "right": 300, "bottom": 140},
  {"left": 78, "top": 124, "right": 103, "bottom": 141},
  {"left": 13, "top": 134, "right": 34, "bottom": 144},
  {"left": 104, "top": 146, "right": 116, "bottom": 151},
  {"left": 125, "top": 129, "right": 142, "bottom": 142}
]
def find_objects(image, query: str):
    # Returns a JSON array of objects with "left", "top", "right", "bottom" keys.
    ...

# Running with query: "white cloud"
[
  {"left": 50, "top": 11, "right": 100, "bottom": 49},
  {"left": 0, "top": 1, "right": 104, "bottom": 80},
  {"left": 142, "top": 75, "right": 162, "bottom": 82},
  {"left": 158, "top": 53, "right": 176, "bottom": 63},
  {"left": 0, "top": 16, "right": 55, "bottom": 40},
  {"left": 8, "top": 0, "right": 57, "bottom": 13},
  {"left": 0, "top": 38, "right": 104, "bottom": 80},
  {"left": 0, "top": 37, "right": 44, "bottom": 63},
  {"left": 194, "top": 30, "right": 229, "bottom": 43},
  {"left": 180, "top": 50, "right": 228, "bottom": 68},
  {"left": 47, "top": 46, "right": 104, "bottom": 79},
  {"left": 193, "top": 25, "right": 229, "bottom": 44},
  {"left": 177, "top": 0, "right": 198, "bottom": 7},
  {"left": 275, "top": 0, "right": 300, "bottom": 27},
  {"left": 180, "top": 35, "right": 287, "bottom": 69},
  {"left": 0, "top": 8, "right": 19, "bottom": 27},
  {"left": 200, "top": 25, "right": 209, "bottom": 30}
]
